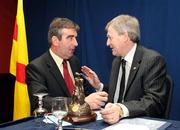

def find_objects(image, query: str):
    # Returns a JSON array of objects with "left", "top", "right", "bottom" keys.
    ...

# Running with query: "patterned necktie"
[
  {"left": 62, "top": 60, "right": 74, "bottom": 96},
  {"left": 118, "top": 59, "right": 126, "bottom": 102}
]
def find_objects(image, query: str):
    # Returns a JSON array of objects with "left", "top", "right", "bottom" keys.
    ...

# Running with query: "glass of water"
[{"left": 52, "top": 97, "right": 68, "bottom": 130}]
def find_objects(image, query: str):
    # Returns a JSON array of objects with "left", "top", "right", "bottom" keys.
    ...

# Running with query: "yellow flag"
[{"left": 10, "top": 0, "right": 30, "bottom": 120}]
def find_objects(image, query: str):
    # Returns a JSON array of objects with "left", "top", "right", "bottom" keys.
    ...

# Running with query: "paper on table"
[
  {"left": 103, "top": 123, "right": 149, "bottom": 130},
  {"left": 95, "top": 110, "right": 103, "bottom": 120},
  {"left": 43, "top": 115, "right": 72, "bottom": 126},
  {"left": 103, "top": 118, "right": 171, "bottom": 130}
]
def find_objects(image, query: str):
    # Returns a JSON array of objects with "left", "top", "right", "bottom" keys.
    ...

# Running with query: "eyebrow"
[{"left": 66, "top": 35, "right": 76, "bottom": 38}]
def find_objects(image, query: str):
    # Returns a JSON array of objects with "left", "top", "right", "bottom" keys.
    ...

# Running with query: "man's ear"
[
  {"left": 51, "top": 36, "right": 59, "bottom": 46},
  {"left": 123, "top": 31, "right": 129, "bottom": 42}
]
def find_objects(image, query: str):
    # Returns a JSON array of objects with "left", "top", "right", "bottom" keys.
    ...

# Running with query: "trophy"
[{"left": 65, "top": 72, "right": 96, "bottom": 124}]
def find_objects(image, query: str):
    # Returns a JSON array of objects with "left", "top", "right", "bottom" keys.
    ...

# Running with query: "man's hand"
[
  {"left": 100, "top": 103, "right": 123, "bottom": 124},
  {"left": 81, "top": 66, "right": 101, "bottom": 90},
  {"left": 85, "top": 91, "right": 108, "bottom": 110}
]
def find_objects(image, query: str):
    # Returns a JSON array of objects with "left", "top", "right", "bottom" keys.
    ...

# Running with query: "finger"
[
  {"left": 107, "top": 118, "right": 117, "bottom": 125},
  {"left": 98, "top": 91, "right": 108, "bottom": 97},
  {"left": 81, "top": 65, "right": 91, "bottom": 70},
  {"left": 105, "top": 103, "right": 113, "bottom": 109},
  {"left": 104, "top": 117, "right": 114, "bottom": 123},
  {"left": 96, "top": 95, "right": 108, "bottom": 103},
  {"left": 81, "top": 67, "right": 90, "bottom": 74},
  {"left": 99, "top": 101, "right": 106, "bottom": 107},
  {"left": 82, "top": 66, "right": 95, "bottom": 76},
  {"left": 90, "top": 102, "right": 102, "bottom": 110},
  {"left": 100, "top": 110, "right": 109, "bottom": 116},
  {"left": 100, "top": 107, "right": 113, "bottom": 115},
  {"left": 101, "top": 112, "right": 117, "bottom": 124},
  {"left": 81, "top": 70, "right": 95, "bottom": 79},
  {"left": 101, "top": 111, "right": 114, "bottom": 121},
  {"left": 81, "top": 66, "right": 92, "bottom": 73},
  {"left": 81, "top": 70, "right": 89, "bottom": 77}
]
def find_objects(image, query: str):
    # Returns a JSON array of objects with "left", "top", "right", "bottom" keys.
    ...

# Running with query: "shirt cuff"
[
  {"left": 117, "top": 103, "right": 129, "bottom": 117},
  {"left": 96, "top": 82, "right": 104, "bottom": 91}
]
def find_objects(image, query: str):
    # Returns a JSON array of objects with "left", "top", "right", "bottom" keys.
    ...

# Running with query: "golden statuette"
[{"left": 65, "top": 72, "right": 96, "bottom": 124}]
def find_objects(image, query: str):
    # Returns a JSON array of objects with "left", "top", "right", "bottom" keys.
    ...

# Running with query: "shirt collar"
[
  {"left": 124, "top": 43, "right": 137, "bottom": 64},
  {"left": 49, "top": 48, "right": 63, "bottom": 65}
]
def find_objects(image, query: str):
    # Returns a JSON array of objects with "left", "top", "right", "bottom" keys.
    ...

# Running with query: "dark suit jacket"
[
  {"left": 26, "top": 51, "right": 81, "bottom": 112},
  {"left": 107, "top": 45, "right": 167, "bottom": 118}
]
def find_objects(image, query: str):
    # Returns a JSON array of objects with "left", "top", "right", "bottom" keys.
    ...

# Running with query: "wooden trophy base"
[{"left": 64, "top": 111, "right": 97, "bottom": 124}]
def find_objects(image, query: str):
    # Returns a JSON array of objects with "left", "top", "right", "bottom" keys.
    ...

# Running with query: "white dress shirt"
[
  {"left": 49, "top": 49, "right": 75, "bottom": 84},
  {"left": 98, "top": 44, "right": 137, "bottom": 117}
]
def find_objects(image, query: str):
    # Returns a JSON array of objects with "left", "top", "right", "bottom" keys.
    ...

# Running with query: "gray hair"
[
  {"left": 105, "top": 15, "right": 140, "bottom": 43},
  {"left": 48, "top": 17, "right": 80, "bottom": 44}
]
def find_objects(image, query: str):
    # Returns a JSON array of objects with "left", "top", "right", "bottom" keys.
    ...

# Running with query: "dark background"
[{"left": 0, "top": 0, "right": 180, "bottom": 122}]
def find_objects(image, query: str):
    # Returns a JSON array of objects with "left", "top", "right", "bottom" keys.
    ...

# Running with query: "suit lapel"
[
  {"left": 68, "top": 57, "right": 80, "bottom": 78},
  {"left": 46, "top": 52, "right": 70, "bottom": 96},
  {"left": 125, "top": 45, "right": 142, "bottom": 97}
]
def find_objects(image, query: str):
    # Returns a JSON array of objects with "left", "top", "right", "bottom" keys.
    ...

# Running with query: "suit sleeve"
[
  {"left": 123, "top": 55, "right": 167, "bottom": 117},
  {"left": 26, "top": 63, "right": 52, "bottom": 113}
]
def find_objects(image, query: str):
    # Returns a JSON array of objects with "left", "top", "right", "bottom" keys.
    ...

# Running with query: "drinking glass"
[
  {"left": 52, "top": 97, "right": 68, "bottom": 130},
  {"left": 33, "top": 93, "right": 48, "bottom": 117}
]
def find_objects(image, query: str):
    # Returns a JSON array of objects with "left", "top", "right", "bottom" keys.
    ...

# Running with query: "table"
[{"left": 0, "top": 116, "right": 180, "bottom": 130}]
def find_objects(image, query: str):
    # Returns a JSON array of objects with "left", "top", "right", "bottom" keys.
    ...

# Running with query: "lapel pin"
[{"left": 133, "top": 67, "right": 136, "bottom": 70}]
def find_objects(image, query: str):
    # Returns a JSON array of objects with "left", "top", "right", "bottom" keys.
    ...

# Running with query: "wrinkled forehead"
[
  {"left": 106, "top": 26, "right": 119, "bottom": 36},
  {"left": 61, "top": 28, "right": 78, "bottom": 37}
]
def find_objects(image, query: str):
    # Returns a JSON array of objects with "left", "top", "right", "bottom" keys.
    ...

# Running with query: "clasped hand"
[
  {"left": 85, "top": 91, "right": 108, "bottom": 110},
  {"left": 100, "top": 103, "right": 123, "bottom": 124}
]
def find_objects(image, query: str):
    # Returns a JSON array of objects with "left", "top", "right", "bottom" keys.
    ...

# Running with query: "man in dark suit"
[
  {"left": 26, "top": 17, "right": 108, "bottom": 113},
  {"left": 82, "top": 14, "right": 168, "bottom": 124}
]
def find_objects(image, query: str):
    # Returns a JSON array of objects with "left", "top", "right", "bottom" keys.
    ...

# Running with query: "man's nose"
[
  {"left": 106, "top": 39, "right": 110, "bottom": 46},
  {"left": 74, "top": 38, "right": 78, "bottom": 46}
]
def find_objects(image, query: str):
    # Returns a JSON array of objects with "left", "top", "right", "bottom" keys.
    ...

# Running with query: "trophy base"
[{"left": 64, "top": 111, "right": 97, "bottom": 124}]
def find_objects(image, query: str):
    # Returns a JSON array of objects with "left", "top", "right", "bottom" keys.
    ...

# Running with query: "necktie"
[
  {"left": 118, "top": 59, "right": 126, "bottom": 102},
  {"left": 62, "top": 60, "right": 74, "bottom": 96}
]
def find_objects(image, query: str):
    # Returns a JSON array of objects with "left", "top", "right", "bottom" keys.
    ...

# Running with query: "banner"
[{"left": 10, "top": 0, "right": 30, "bottom": 120}]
